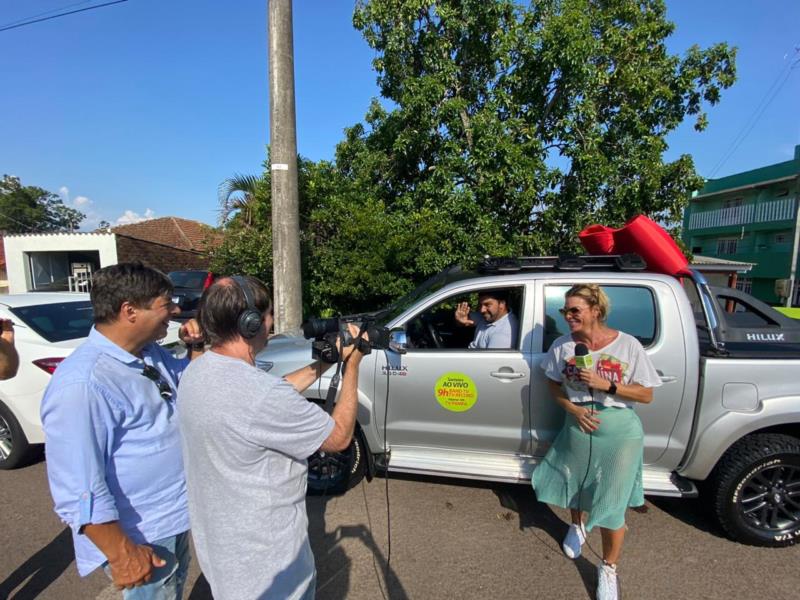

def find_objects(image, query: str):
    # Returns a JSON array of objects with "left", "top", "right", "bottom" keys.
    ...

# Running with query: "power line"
[
  {"left": 0, "top": 0, "right": 129, "bottom": 34},
  {"left": 0, "top": 1, "right": 96, "bottom": 30},
  {"left": 707, "top": 46, "right": 800, "bottom": 179}
]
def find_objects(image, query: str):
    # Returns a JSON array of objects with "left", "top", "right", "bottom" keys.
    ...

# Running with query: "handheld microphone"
[{"left": 574, "top": 342, "right": 594, "bottom": 370}]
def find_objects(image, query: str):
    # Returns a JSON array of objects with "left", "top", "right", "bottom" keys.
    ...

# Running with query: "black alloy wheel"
[
  {"left": 307, "top": 434, "right": 366, "bottom": 495},
  {"left": 709, "top": 433, "right": 800, "bottom": 547},
  {"left": 738, "top": 462, "right": 800, "bottom": 535}
]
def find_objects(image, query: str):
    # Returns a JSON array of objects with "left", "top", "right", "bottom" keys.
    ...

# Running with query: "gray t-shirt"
[{"left": 178, "top": 351, "right": 334, "bottom": 600}]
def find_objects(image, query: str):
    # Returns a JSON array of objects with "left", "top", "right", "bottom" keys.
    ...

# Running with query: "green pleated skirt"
[{"left": 531, "top": 403, "right": 644, "bottom": 531}]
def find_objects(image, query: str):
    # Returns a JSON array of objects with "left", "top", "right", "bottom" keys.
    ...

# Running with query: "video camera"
[{"left": 302, "top": 314, "right": 391, "bottom": 363}]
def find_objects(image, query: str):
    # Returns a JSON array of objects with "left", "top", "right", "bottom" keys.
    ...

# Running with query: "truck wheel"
[
  {"left": 0, "top": 401, "right": 34, "bottom": 470},
  {"left": 708, "top": 433, "right": 800, "bottom": 547},
  {"left": 307, "top": 433, "right": 366, "bottom": 495}
]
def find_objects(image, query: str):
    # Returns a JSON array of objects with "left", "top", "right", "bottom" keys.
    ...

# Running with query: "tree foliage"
[
  {"left": 209, "top": 170, "right": 273, "bottom": 281},
  {"left": 350, "top": 0, "right": 735, "bottom": 254},
  {"left": 217, "top": 0, "right": 736, "bottom": 316},
  {"left": 0, "top": 175, "right": 85, "bottom": 233}
]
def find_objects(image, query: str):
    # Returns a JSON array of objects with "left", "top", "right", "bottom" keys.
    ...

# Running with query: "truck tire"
[
  {"left": 0, "top": 401, "right": 34, "bottom": 470},
  {"left": 307, "top": 432, "right": 366, "bottom": 495},
  {"left": 708, "top": 433, "right": 800, "bottom": 547}
]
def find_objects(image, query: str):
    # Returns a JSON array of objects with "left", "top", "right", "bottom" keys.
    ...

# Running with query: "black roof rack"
[{"left": 478, "top": 254, "right": 647, "bottom": 275}]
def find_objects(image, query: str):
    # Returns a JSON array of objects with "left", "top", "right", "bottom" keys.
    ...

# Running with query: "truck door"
[
  {"left": 532, "top": 280, "right": 688, "bottom": 465},
  {"left": 374, "top": 283, "right": 532, "bottom": 456}
]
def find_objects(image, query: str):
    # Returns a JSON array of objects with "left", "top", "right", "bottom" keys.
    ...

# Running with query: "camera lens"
[{"left": 302, "top": 317, "right": 340, "bottom": 339}]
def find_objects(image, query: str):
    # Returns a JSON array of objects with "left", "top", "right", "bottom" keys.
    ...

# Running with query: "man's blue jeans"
[{"left": 103, "top": 531, "right": 191, "bottom": 600}]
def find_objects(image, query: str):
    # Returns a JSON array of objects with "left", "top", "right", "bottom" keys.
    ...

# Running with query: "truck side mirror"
[{"left": 388, "top": 329, "right": 408, "bottom": 354}]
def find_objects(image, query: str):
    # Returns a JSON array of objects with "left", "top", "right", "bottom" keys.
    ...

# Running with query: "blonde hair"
[{"left": 565, "top": 284, "right": 610, "bottom": 321}]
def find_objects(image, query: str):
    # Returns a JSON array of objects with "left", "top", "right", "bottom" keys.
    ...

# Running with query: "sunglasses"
[
  {"left": 141, "top": 365, "right": 173, "bottom": 401},
  {"left": 558, "top": 306, "right": 584, "bottom": 317}
]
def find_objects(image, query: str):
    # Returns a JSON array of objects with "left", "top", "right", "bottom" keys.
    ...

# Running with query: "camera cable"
[
  {"left": 575, "top": 388, "right": 624, "bottom": 599},
  {"left": 381, "top": 353, "right": 392, "bottom": 570}
]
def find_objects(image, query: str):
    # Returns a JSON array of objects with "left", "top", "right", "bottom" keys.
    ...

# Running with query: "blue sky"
[{"left": 1, "top": 0, "right": 798, "bottom": 231}]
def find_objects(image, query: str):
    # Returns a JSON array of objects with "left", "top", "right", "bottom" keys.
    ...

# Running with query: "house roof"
[
  {"left": 691, "top": 255, "right": 755, "bottom": 273},
  {"left": 111, "top": 217, "right": 221, "bottom": 252},
  {"left": 694, "top": 145, "right": 800, "bottom": 199}
]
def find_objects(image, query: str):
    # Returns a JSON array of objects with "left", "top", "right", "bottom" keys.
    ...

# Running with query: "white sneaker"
[
  {"left": 561, "top": 523, "right": 586, "bottom": 559},
  {"left": 596, "top": 562, "right": 619, "bottom": 600}
]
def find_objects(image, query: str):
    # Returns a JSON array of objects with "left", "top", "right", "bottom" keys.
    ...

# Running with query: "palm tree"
[{"left": 218, "top": 174, "right": 263, "bottom": 226}]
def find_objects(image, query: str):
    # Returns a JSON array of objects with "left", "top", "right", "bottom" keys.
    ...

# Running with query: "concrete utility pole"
[{"left": 268, "top": 0, "right": 303, "bottom": 332}]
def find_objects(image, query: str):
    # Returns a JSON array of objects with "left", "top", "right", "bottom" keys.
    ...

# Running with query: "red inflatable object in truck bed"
[{"left": 578, "top": 215, "right": 690, "bottom": 276}]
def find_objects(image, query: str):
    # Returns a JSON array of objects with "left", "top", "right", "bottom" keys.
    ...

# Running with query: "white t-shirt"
[{"left": 541, "top": 331, "right": 662, "bottom": 408}]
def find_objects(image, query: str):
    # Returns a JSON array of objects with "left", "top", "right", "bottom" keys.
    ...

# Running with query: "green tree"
[
  {"left": 211, "top": 170, "right": 272, "bottom": 281},
  {"left": 349, "top": 0, "right": 736, "bottom": 255},
  {"left": 216, "top": 0, "right": 736, "bottom": 317},
  {"left": 218, "top": 174, "right": 269, "bottom": 227},
  {"left": 0, "top": 175, "right": 85, "bottom": 233}
]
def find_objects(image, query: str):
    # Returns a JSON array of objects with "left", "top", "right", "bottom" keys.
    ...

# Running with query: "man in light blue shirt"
[
  {"left": 455, "top": 289, "right": 519, "bottom": 349},
  {"left": 41, "top": 263, "right": 204, "bottom": 599}
]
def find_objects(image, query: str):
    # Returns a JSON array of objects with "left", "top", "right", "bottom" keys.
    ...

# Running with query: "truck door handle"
[
  {"left": 490, "top": 371, "right": 526, "bottom": 380},
  {"left": 659, "top": 375, "right": 678, "bottom": 384}
]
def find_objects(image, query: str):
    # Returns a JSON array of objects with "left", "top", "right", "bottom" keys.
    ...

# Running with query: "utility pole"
[
  {"left": 268, "top": 0, "right": 302, "bottom": 332},
  {"left": 787, "top": 179, "right": 800, "bottom": 308}
]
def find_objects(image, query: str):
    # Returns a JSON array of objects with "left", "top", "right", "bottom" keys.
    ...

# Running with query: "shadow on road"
[
  {"left": 309, "top": 481, "right": 408, "bottom": 600},
  {"left": 186, "top": 479, "right": 407, "bottom": 600},
  {"left": 647, "top": 495, "right": 727, "bottom": 540},
  {"left": 187, "top": 573, "right": 212, "bottom": 599},
  {"left": 493, "top": 483, "right": 597, "bottom": 599},
  {"left": 374, "top": 472, "right": 598, "bottom": 598},
  {"left": 0, "top": 526, "right": 73, "bottom": 600}
]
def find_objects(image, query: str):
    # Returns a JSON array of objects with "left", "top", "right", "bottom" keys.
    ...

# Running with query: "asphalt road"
[{"left": 1, "top": 459, "right": 798, "bottom": 600}]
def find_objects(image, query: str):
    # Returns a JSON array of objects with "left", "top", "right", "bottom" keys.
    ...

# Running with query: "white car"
[{"left": 0, "top": 293, "right": 181, "bottom": 469}]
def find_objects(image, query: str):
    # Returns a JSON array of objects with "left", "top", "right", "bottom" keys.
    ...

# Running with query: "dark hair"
[
  {"left": 198, "top": 276, "right": 272, "bottom": 346},
  {"left": 91, "top": 263, "right": 173, "bottom": 324},
  {"left": 478, "top": 289, "right": 509, "bottom": 304}
]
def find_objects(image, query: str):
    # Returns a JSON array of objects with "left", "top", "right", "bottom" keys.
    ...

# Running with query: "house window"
[
  {"left": 723, "top": 198, "right": 743, "bottom": 208},
  {"left": 717, "top": 238, "right": 738, "bottom": 255},
  {"left": 735, "top": 277, "right": 752, "bottom": 295}
]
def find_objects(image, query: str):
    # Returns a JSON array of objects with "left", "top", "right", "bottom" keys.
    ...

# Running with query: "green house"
[{"left": 682, "top": 145, "right": 800, "bottom": 306}]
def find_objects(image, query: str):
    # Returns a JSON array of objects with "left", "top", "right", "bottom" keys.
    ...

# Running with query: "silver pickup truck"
[{"left": 257, "top": 256, "right": 800, "bottom": 547}]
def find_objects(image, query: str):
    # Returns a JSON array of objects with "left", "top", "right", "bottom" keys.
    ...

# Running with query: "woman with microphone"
[{"left": 532, "top": 284, "right": 661, "bottom": 600}]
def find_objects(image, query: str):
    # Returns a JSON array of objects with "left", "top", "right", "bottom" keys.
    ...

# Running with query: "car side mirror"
[{"left": 388, "top": 329, "right": 408, "bottom": 354}]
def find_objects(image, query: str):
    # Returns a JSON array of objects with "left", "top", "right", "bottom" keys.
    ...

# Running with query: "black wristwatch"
[{"left": 607, "top": 381, "right": 617, "bottom": 395}]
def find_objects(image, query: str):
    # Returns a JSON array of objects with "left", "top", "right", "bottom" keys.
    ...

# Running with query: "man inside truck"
[{"left": 454, "top": 289, "right": 519, "bottom": 349}]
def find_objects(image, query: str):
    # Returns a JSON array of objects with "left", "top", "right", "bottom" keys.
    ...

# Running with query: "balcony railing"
[{"left": 688, "top": 197, "right": 797, "bottom": 230}]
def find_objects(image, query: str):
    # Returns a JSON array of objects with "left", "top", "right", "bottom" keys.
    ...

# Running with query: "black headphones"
[{"left": 231, "top": 276, "right": 264, "bottom": 339}]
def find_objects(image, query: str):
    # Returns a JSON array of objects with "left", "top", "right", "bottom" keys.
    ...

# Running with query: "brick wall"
[{"left": 115, "top": 235, "right": 209, "bottom": 273}]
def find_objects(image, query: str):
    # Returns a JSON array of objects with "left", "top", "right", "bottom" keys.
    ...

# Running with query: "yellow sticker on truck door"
[{"left": 435, "top": 372, "right": 478, "bottom": 412}]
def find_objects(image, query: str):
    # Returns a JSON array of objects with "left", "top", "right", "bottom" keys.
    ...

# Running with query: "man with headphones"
[{"left": 177, "top": 275, "right": 367, "bottom": 600}]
